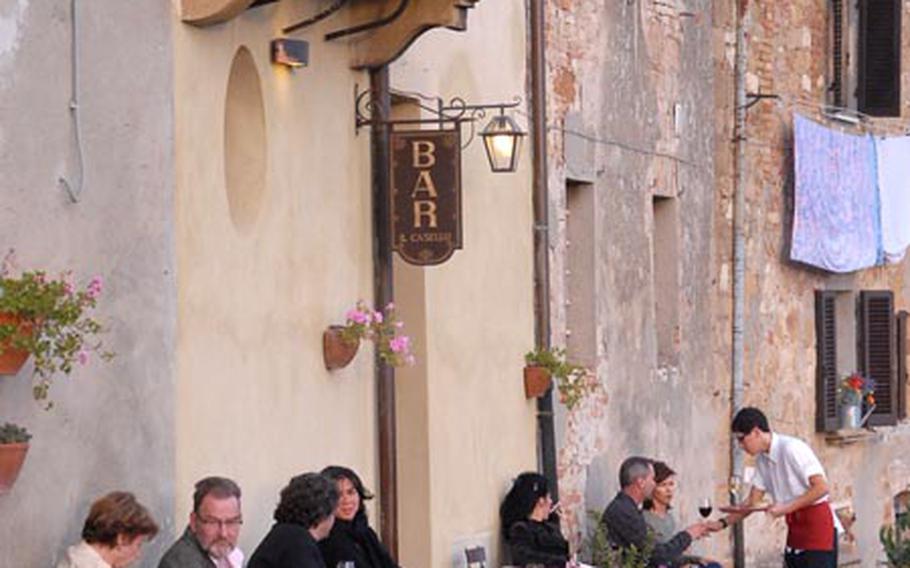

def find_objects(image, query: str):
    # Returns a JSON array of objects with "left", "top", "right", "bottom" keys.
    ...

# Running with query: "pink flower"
[
  {"left": 77, "top": 349, "right": 90, "bottom": 366},
  {"left": 346, "top": 309, "right": 370, "bottom": 325},
  {"left": 86, "top": 275, "right": 104, "bottom": 299},
  {"left": 373, "top": 311, "right": 384, "bottom": 324},
  {"left": 405, "top": 354, "right": 416, "bottom": 366},
  {"left": 389, "top": 335, "right": 410, "bottom": 354},
  {"left": 385, "top": 302, "right": 395, "bottom": 311}
]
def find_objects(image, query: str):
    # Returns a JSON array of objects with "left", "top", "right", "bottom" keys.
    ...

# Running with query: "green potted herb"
[
  {"left": 0, "top": 252, "right": 113, "bottom": 405},
  {"left": 524, "top": 347, "right": 597, "bottom": 409},
  {"left": 0, "top": 422, "right": 31, "bottom": 494},
  {"left": 880, "top": 514, "right": 910, "bottom": 567}
]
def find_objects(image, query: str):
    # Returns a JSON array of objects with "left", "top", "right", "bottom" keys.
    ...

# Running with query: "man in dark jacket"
[
  {"left": 602, "top": 457, "right": 711, "bottom": 567},
  {"left": 158, "top": 476, "right": 244, "bottom": 568}
]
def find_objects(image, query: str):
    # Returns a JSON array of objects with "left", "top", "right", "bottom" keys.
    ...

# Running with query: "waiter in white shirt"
[{"left": 719, "top": 407, "right": 837, "bottom": 568}]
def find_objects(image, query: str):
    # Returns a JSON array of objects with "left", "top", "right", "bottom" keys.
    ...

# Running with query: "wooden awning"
[{"left": 179, "top": 0, "right": 480, "bottom": 69}]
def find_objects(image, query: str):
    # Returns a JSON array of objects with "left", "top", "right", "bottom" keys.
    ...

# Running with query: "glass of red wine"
[{"left": 699, "top": 498, "right": 713, "bottom": 519}]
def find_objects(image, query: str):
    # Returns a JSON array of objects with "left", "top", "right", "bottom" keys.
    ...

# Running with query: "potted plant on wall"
[
  {"left": 524, "top": 347, "right": 598, "bottom": 409},
  {"left": 0, "top": 422, "right": 31, "bottom": 494},
  {"left": 323, "top": 301, "right": 415, "bottom": 370},
  {"left": 0, "top": 251, "right": 113, "bottom": 406},
  {"left": 838, "top": 372, "right": 875, "bottom": 429}
]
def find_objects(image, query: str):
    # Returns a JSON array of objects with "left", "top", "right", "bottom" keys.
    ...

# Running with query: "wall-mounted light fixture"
[
  {"left": 271, "top": 38, "right": 309, "bottom": 68},
  {"left": 480, "top": 112, "right": 525, "bottom": 173},
  {"left": 354, "top": 87, "right": 525, "bottom": 174}
]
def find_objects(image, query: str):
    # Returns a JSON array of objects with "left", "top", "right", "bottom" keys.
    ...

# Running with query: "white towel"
[{"left": 876, "top": 136, "right": 910, "bottom": 263}]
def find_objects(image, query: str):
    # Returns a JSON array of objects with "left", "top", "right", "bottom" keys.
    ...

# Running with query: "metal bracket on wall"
[
  {"left": 354, "top": 84, "right": 521, "bottom": 149},
  {"left": 740, "top": 92, "right": 781, "bottom": 111}
]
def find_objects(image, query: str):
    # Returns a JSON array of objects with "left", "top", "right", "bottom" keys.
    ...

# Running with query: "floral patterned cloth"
[{"left": 791, "top": 114, "right": 880, "bottom": 273}]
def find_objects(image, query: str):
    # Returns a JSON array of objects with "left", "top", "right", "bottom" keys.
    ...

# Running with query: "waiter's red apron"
[{"left": 785, "top": 501, "right": 835, "bottom": 551}]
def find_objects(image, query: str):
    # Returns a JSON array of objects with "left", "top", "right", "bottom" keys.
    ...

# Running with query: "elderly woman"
[
  {"left": 57, "top": 491, "right": 159, "bottom": 568},
  {"left": 643, "top": 461, "right": 721, "bottom": 568},
  {"left": 500, "top": 472, "right": 570, "bottom": 567},
  {"left": 248, "top": 472, "right": 339, "bottom": 568},
  {"left": 318, "top": 466, "right": 399, "bottom": 568}
]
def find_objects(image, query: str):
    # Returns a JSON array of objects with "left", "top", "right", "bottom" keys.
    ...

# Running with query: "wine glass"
[{"left": 699, "top": 497, "right": 713, "bottom": 519}]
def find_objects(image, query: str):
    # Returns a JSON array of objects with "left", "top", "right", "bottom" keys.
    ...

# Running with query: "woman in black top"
[
  {"left": 249, "top": 472, "right": 339, "bottom": 568},
  {"left": 500, "top": 472, "right": 570, "bottom": 567},
  {"left": 318, "top": 466, "right": 399, "bottom": 568}
]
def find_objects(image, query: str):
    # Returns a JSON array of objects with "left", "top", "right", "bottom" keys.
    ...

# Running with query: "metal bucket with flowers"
[{"left": 838, "top": 372, "right": 876, "bottom": 429}]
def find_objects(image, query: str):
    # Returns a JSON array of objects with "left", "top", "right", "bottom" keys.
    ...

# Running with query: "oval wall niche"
[{"left": 224, "top": 46, "right": 267, "bottom": 232}]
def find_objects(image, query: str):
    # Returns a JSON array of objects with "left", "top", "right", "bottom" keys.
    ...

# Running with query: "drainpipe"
[
  {"left": 530, "top": 0, "right": 558, "bottom": 495},
  {"left": 731, "top": 0, "right": 749, "bottom": 566},
  {"left": 370, "top": 65, "right": 399, "bottom": 557}
]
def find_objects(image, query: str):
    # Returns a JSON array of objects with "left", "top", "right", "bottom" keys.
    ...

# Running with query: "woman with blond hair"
[{"left": 58, "top": 491, "right": 159, "bottom": 568}]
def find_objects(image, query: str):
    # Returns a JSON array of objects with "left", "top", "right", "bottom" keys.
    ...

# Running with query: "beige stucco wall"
[
  {"left": 391, "top": 1, "right": 539, "bottom": 566},
  {"left": 171, "top": 1, "right": 378, "bottom": 553}
]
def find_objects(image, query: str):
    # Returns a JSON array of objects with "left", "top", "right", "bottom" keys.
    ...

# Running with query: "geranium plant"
[
  {"left": 525, "top": 347, "right": 597, "bottom": 410},
  {"left": 839, "top": 372, "right": 875, "bottom": 407},
  {"left": 0, "top": 251, "right": 113, "bottom": 406},
  {"left": 341, "top": 301, "right": 415, "bottom": 367}
]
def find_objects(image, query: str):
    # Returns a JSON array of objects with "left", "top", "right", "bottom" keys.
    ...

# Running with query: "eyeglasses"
[{"left": 197, "top": 516, "right": 243, "bottom": 530}]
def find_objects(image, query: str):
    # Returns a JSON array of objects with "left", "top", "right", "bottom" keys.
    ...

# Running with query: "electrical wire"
[{"left": 59, "top": 0, "right": 85, "bottom": 203}]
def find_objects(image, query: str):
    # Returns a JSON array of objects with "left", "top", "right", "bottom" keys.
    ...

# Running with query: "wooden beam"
[
  {"left": 336, "top": 0, "right": 480, "bottom": 69},
  {"left": 179, "top": 0, "right": 257, "bottom": 26}
]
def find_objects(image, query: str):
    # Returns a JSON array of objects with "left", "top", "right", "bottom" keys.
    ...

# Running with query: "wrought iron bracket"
[{"left": 354, "top": 84, "right": 521, "bottom": 148}]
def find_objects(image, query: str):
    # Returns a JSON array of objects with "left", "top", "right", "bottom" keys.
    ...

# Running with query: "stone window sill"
[{"left": 824, "top": 428, "right": 880, "bottom": 446}]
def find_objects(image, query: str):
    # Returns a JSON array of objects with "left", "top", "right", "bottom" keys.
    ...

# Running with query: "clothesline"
[{"left": 749, "top": 92, "right": 910, "bottom": 138}]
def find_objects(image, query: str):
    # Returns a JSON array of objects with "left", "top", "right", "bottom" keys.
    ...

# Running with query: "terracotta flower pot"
[
  {"left": 523, "top": 365, "right": 552, "bottom": 398},
  {"left": 323, "top": 325, "right": 360, "bottom": 371},
  {"left": 0, "top": 442, "right": 29, "bottom": 494},
  {"left": 0, "top": 313, "right": 31, "bottom": 376}
]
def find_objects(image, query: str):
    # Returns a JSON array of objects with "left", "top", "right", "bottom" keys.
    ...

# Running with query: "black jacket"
[
  {"left": 318, "top": 516, "right": 398, "bottom": 568},
  {"left": 248, "top": 523, "right": 326, "bottom": 568},
  {"left": 601, "top": 492, "right": 692, "bottom": 568},
  {"left": 506, "top": 520, "right": 569, "bottom": 567}
]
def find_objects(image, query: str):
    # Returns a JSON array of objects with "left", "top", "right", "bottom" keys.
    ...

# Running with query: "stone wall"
[
  {"left": 0, "top": 1, "right": 176, "bottom": 566},
  {"left": 545, "top": 0, "right": 725, "bottom": 560},
  {"left": 712, "top": 0, "right": 910, "bottom": 564}
]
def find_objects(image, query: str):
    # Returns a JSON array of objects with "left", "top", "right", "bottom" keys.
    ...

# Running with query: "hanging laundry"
[
  {"left": 874, "top": 136, "right": 910, "bottom": 264},
  {"left": 791, "top": 114, "right": 880, "bottom": 273}
]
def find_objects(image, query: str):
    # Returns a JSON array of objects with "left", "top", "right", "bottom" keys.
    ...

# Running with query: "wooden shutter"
[
  {"left": 859, "top": 291, "right": 897, "bottom": 426},
  {"left": 830, "top": 0, "right": 845, "bottom": 106},
  {"left": 858, "top": 0, "right": 902, "bottom": 116},
  {"left": 898, "top": 310, "right": 908, "bottom": 420},
  {"left": 816, "top": 291, "right": 839, "bottom": 432}
]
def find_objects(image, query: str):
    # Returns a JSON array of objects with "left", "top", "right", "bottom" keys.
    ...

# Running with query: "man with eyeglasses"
[
  {"left": 720, "top": 407, "right": 838, "bottom": 568},
  {"left": 159, "top": 476, "right": 245, "bottom": 568}
]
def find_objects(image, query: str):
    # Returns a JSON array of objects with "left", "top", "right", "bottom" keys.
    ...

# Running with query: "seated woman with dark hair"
[
  {"left": 57, "top": 491, "right": 159, "bottom": 568},
  {"left": 500, "top": 472, "right": 570, "bottom": 567},
  {"left": 318, "top": 466, "right": 399, "bottom": 568},
  {"left": 643, "top": 461, "right": 721, "bottom": 568},
  {"left": 248, "top": 472, "right": 339, "bottom": 568}
]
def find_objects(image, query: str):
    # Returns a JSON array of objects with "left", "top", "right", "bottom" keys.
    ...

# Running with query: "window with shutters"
[
  {"left": 858, "top": 0, "right": 902, "bottom": 116},
  {"left": 827, "top": 0, "right": 847, "bottom": 107},
  {"left": 828, "top": 0, "right": 902, "bottom": 116},
  {"left": 815, "top": 290, "right": 902, "bottom": 432},
  {"left": 896, "top": 310, "right": 907, "bottom": 420},
  {"left": 859, "top": 291, "right": 897, "bottom": 426},
  {"left": 815, "top": 291, "right": 843, "bottom": 432}
]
